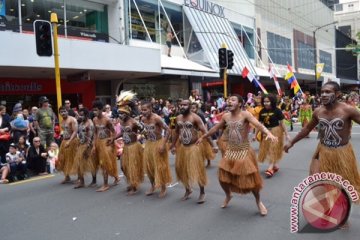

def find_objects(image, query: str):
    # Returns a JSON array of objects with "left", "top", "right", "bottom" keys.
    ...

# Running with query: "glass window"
[
  {"left": 66, "top": 0, "right": 108, "bottom": 34},
  {"left": 233, "top": 24, "right": 255, "bottom": 59},
  {"left": 1, "top": 0, "right": 19, "bottom": 32},
  {"left": 129, "top": 0, "right": 183, "bottom": 46},
  {"left": 319, "top": 50, "right": 332, "bottom": 73},
  {"left": 334, "top": 4, "right": 343, "bottom": 11},
  {"left": 267, "top": 32, "right": 292, "bottom": 65},
  {"left": 297, "top": 41, "right": 314, "bottom": 70},
  {"left": 20, "top": 0, "right": 65, "bottom": 33}
]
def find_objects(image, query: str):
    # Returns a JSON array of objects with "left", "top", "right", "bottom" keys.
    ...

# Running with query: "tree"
[{"left": 346, "top": 32, "right": 360, "bottom": 56}]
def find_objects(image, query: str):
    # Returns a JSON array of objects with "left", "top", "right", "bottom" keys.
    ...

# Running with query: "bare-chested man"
[
  {"left": 115, "top": 105, "right": 144, "bottom": 196},
  {"left": 92, "top": 100, "right": 120, "bottom": 192},
  {"left": 57, "top": 106, "right": 79, "bottom": 184},
  {"left": 73, "top": 108, "right": 96, "bottom": 189},
  {"left": 170, "top": 99, "right": 216, "bottom": 204},
  {"left": 284, "top": 82, "right": 360, "bottom": 210},
  {"left": 197, "top": 94, "right": 277, "bottom": 215},
  {"left": 140, "top": 101, "right": 172, "bottom": 198}
]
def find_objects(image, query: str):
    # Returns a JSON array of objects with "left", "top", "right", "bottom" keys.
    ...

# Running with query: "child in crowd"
[
  {"left": 47, "top": 142, "right": 59, "bottom": 174},
  {"left": 6, "top": 143, "right": 26, "bottom": 181}
]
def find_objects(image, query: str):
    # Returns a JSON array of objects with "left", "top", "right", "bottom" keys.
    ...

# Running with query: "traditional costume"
[
  {"left": 175, "top": 121, "right": 207, "bottom": 189},
  {"left": 258, "top": 108, "right": 284, "bottom": 164},
  {"left": 143, "top": 124, "right": 172, "bottom": 188},
  {"left": 117, "top": 91, "right": 144, "bottom": 189},
  {"left": 73, "top": 120, "right": 96, "bottom": 177},
  {"left": 57, "top": 121, "right": 79, "bottom": 175},
  {"left": 219, "top": 120, "right": 262, "bottom": 194}
]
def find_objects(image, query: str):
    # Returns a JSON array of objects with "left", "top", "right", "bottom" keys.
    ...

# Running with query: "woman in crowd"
[{"left": 257, "top": 94, "right": 290, "bottom": 178}]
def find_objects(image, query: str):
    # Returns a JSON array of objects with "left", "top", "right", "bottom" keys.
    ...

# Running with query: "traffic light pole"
[
  {"left": 223, "top": 68, "right": 228, "bottom": 98},
  {"left": 51, "top": 13, "right": 62, "bottom": 121},
  {"left": 221, "top": 43, "right": 228, "bottom": 98}
]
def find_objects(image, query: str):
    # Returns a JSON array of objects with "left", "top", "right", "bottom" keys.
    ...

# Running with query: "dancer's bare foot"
[
  {"left": 145, "top": 186, "right": 155, "bottom": 196},
  {"left": 159, "top": 189, "right": 167, "bottom": 198},
  {"left": 197, "top": 193, "right": 206, "bottom": 204},
  {"left": 96, "top": 185, "right": 110, "bottom": 192},
  {"left": 257, "top": 201, "right": 268, "bottom": 216},
  {"left": 221, "top": 195, "right": 233, "bottom": 208},
  {"left": 181, "top": 189, "right": 193, "bottom": 201},
  {"left": 127, "top": 188, "right": 138, "bottom": 196},
  {"left": 74, "top": 183, "right": 85, "bottom": 189},
  {"left": 339, "top": 222, "right": 350, "bottom": 230},
  {"left": 61, "top": 177, "right": 71, "bottom": 184},
  {"left": 112, "top": 177, "right": 120, "bottom": 186},
  {"left": 88, "top": 182, "right": 97, "bottom": 187}
]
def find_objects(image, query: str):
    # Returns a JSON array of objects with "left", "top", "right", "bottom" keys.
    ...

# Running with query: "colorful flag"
[
  {"left": 269, "top": 65, "right": 282, "bottom": 96},
  {"left": 242, "top": 67, "right": 268, "bottom": 94},
  {"left": 316, "top": 63, "right": 325, "bottom": 80},
  {"left": 285, "top": 65, "right": 302, "bottom": 94}
]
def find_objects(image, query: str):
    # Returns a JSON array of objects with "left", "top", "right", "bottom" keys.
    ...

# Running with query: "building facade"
[
  {"left": 335, "top": 0, "right": 360, "bottom": 39},
  {"left": 0, "top": 0, "right": 350, "bottom": 111},
  {"left": 255, "top": 0, "right": 338, "bottom": 94}
]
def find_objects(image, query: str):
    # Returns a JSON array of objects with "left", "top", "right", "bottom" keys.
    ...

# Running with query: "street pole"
[
  {"left": 221, "top": 43, "right": 228, "bottom": 98},
  {"left": 313, "top": 30, "right": 317, "bottom": 96},
  {"left": 51, "top": 13, "right": 62, "bottom": 121},
  {"left": 313, "top": 21, "right": 338, "bottom": 97}
]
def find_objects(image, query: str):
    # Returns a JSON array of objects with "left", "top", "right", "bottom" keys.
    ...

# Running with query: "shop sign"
[
  {"left": 0, "top": 81, "right": 43, "bottom": 93},
  {"left": 184, "top": 0, "right": 225, "bottom": 18}
]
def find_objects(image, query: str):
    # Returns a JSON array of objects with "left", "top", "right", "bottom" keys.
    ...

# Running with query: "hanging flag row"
[{"left": 240, "top": 63, "right": 324, "bottom": 95}]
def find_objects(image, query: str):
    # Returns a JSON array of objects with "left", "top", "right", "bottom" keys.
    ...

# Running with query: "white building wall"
[
  {"left": 0, "top": 31, "right": 161, "bottom": 73},
  {"left": 256, "top": 0, "right": 336, "bottom": 77},
  {"left": 335, "top": 0, "right": 360, "bottom": 39}
]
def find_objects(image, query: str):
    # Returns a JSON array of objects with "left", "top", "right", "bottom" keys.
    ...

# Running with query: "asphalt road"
[{"left": 1, "top": 124, "right": 360, "bottom": 240}]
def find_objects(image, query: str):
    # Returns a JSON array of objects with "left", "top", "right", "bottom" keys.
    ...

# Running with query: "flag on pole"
[
  {"left": 285, "top": 64, "right": 302, "bottom": 94},
  {"left": 316, "top": 63, "right": 325, "bottom": 80},
  {"left": 242, "top": 67, "right": 268, "bottom": 94},
  {"left": 269, "top": 65, "right": 282, "bottom": 96}
]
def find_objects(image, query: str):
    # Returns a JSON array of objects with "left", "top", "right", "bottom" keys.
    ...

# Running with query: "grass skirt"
[
  {"left": 57, "top": 138, "right": 79, "bottom": 175},
  {"left": 198, "top": 132, "right": 215, "bottom": 161},
  {"left": 175, "top": 144, "right": 207, "bottom": 188},
  {"left": 258, "top": 126, "right": 284, "bottom": 164},
  {"left": 219, "top": 143, "right": 262, "bottom": 194},
  {"left": 310, "top": 143, "right": 360, "bottom": 204},
  {"left": 94, "top": 138, "right": 118, "bottom": 178},
  {"left": 217, "top": 134, "right": 228, "bottom": 158},
  {"left": 122, "top": 142, "right": 144, "bottom": 188},
  {"left": 73, "top": 143, "right": 96, "bottom": 176},
  {"left": 144, "top": 139, "right": 172, "bottom": 187}
]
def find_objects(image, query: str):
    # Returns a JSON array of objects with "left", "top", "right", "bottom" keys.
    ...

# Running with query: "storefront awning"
[
  {"left": 161, "top": 55, "right": 218, "bottom": 77},
  {"left": 183, "top": 6, "right": 257, "bottom": 77}
]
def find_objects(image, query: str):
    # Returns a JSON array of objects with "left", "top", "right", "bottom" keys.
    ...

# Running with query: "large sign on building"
[{"left": 184, "top": 0, "right": 225, "bottom": 18}]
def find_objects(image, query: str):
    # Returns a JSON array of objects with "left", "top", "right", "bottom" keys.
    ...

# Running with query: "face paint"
[
  {"left": 321, "top": 92, "right": 336, "bottom": 105},
  {"left": 118, "top": 111, "right": 128, "bottom": 121}
]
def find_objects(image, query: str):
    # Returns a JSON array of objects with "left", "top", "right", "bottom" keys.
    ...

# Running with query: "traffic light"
[
  {"left": 227, "top": 50, "right": 234, "bottom": 69},
  {"left": 34, "top": 20, "right": 53, "bottom": 57},
  {"left": 218, "top": 48, "right": 228, "bottom": 68}
]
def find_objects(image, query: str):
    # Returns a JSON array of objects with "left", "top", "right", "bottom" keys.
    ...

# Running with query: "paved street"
[{"left": 1, "top": 124, "right": 360, "bottom": 240}]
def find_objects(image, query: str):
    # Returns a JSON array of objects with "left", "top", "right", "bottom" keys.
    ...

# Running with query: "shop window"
[
  {"left": 129, "top": 0, "right": 183, "bottom": 46},
  {"left": 233, "top": 24, "right": 255, "bottom": 59},
  {"left": 1, "top": 0, "right": 19, "bottom": 32},
  {"left": 66, "top": 0, "right": 108, "bottom": 35},
  {"left": 19, "top": 0, "right": 108, "bottom": 41},
  {"left": 267, "top": 32, "right": 292, "bottom": 65},
  {"left": 20, "top": 0, "right": 65, "bottom": 33},
  {"left": 319, "top": 50, "right": 332, "bottom": 73},
  {"left": 297, "top": 41, "right": 314, "bottom": 70}
]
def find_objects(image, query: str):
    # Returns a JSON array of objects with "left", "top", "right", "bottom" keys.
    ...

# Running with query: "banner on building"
[
  {"left": 316, "top": 63, "right": 325, "bottom": 80},
  {"left": 0, "top": 0, "right": 5, "bottom": 16}
]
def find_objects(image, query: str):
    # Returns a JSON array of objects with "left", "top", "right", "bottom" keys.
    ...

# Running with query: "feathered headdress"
[{"left": 116, "top": 90, "right": 139, "bottom": 116}]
